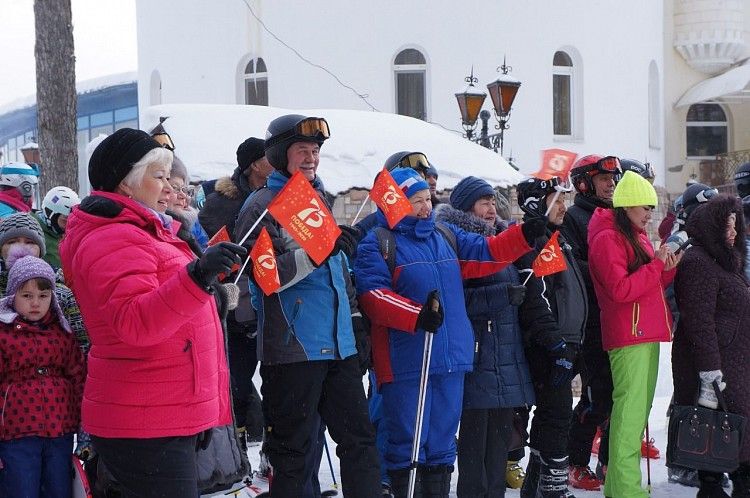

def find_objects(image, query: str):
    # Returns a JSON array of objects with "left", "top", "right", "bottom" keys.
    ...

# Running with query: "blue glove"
[{"left": 549, "top": 341, "right": 577, "bottom": 388}]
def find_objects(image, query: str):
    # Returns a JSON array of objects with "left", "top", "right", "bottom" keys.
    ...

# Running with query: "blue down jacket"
[{"left": 435, "top": 205, "right": 535, "bottom": 409}]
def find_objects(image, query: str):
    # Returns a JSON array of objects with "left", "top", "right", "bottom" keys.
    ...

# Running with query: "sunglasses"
[
  {"left": 152, "top": 131, "right": 175, "bottom": 151},
  {"left": 387, "top": 152, "right": 430, "bottom": 175}
]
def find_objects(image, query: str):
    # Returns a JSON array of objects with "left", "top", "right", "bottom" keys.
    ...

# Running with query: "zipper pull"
[{"left": 487, "top": 320, "right": 492, "bottom": 332}]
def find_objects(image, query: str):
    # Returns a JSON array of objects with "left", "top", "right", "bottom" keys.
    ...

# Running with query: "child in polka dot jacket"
[{"left": 0, "top": 256, "right": 85, "bottom": 497}]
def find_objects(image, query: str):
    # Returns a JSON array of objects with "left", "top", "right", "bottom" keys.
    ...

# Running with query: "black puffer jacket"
[
  {"left": 199, "top": 168, "right": 255, "bottom": 239},
  {"left": 435, "top": 205, "right": 535, "bottom": 409},
  {"left": 561, "top": 193, "right": 609, "bottom": 343}
]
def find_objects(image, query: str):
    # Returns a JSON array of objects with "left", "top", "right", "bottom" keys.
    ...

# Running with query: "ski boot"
[
  {"left": 568, "top": 465, "right": 601, "bottom": 491},
  {"left": 388, "top": 467, "right": 421, "bottom": 498},
  {"left": 506, "top": 460, "right": 526, "bottom": 489},
  {"left": 641, "top": 437, "right": 660, "bottom": 459},
  {"left": 539, "top": 454, "right": 576, "bottom": 498},
  {"left": 697, "top": 471, "right": 731, "bottom": 498},
  {"left": 520, "top": 450, "right": 541, "bottom": 498},
  {"left": 591, "top": 427, "right": 602, "bottom": 455},
  {"left": 595, "top": 460, "right": 607, "bottom": 483},
  {"left": 668, "top": 464, "right": 700, "bottom": 487}
]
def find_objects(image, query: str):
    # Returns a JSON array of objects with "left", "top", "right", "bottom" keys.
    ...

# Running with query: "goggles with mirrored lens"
[
  {"left": 597, "top": 156, "right": 621, "bottom": 173},
  {"left": 397, "top": 152, "right": 430, "bottom": 173},
  {"left": 296, "top": 117, "right": 331, "bottom": 140},
  {"left": 152, "top": 132, "right": 175, "bottom": 151}
]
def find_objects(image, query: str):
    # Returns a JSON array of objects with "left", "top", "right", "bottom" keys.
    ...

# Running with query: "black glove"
[
  {"left": 548, "top": 341, "right": 577, "bottom": 388},
  {"left": 415, "top": 290, "right": 443, "bottom": 334},
  {"left": 521, "top": 216, "right": 548, "bottom": 245},
  {"left": 352, "top": 315, "right": 371, "bottom": 375},
  {"left": 507, "top": 284, "right": 526, "bottom": 306},
  {"left": 196, "top": 428, "right": 213, "bottom": 451},
  {"left": 334, "top": 225, "right": 360, "bottom": 259},
  {"left": 188, "top": 242, "right": 247, "bottom": 289}
]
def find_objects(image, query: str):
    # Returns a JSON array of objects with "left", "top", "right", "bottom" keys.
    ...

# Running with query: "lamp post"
[{"left": 455, "top": 58, "right": 521, "bottom": 157}]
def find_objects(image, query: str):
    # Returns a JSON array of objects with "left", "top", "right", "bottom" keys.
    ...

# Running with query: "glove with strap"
[
  {"left": 188, "top": 242, "right": 247, "bottom": 290},
  {"left": 521, "top": 215, "right": 548, "bottom": 246},
  {"left": 548, "top": 341, "right": 577, "bottom": 388},
  {"left": 697, "top": 370, "right": 726, "bottom": 409},
  {"left": 415, "top": 290, "right": 443, "bottom": 334}
]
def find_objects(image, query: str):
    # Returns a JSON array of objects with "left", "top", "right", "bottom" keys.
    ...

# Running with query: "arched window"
[
  {"left": 686, "top": 104, "right": 728, "bottom": 158},
  {"left": 394, "top": 48, "right": 427, "bottom": 120},
  {"left": 552, "top": 51, "right": 573, "bottom": 136},
  {"left": 150, "top": 70, "right": 162, "bottom": 106},
  {"left": 648, "top": 61, "right": 661, "bottom": 148},
  {"left": 244, "top": 58, "right": 268, "bottom": 106}
]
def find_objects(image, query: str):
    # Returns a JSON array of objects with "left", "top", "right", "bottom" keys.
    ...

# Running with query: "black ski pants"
[
  {"left": 568, "top": 337, "right": 613, "bottom": 467},
  {"left": 457, "top": 407, "right": 515, "bottom": 497},
  {"left": 226, "top": 320, "right": 263, "bottom": 437},
  {"left": 260, "top": 355, "right": 381, "bottom": 498},
  {"left": 525, "top": 347, "right": 574, "bottom": 458},
  {"left": 91, "top": 434, "right": 199, "bottom": 498}
]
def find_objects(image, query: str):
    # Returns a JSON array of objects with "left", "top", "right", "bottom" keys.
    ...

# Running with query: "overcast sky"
[{"left": 0, "top": 0, "right": 137, "bottom": 108}]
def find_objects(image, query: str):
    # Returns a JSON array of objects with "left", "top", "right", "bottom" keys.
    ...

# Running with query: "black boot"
[
  {"left": 521, "top": 450, "right": 541, "bottom": 498},
  {"left": 731, "top": 464, "right": 750, "bottom": 498},
  {"left": 538, "top": 454, "right": 576, "bottom": 498},
  {"left": 419, "top": 464, "right": 452, "bottom": 498},
  {"left": 697, "top": 471, "right": 731, "bottom": 498},
  {"left": 388, "top": 467, "right": 421, "bottom": 498}
]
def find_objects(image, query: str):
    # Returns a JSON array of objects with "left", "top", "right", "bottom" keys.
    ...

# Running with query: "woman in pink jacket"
[
  {"left": 60, "top": 128, "right": 246, "bottom": 497},
  {"left": 587, "top": 171, "right": 680, "bottom": 498}
]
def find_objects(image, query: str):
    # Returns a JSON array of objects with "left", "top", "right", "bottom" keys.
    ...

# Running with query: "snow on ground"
[
  {"left": 207, "top": 342, "right": 701, "bottom": 497},
  {"left": 140, "top": 104, "right": 524, "bottom": 194}
]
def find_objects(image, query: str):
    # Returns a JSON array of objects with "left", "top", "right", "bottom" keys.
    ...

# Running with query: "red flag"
[
  {"left": 369, "top": 168, "right": 413, "bottom": 228},
  {"left": 250, "top": 227, "right": 280, "bottom": 295},
  {"left": 532, "top": 231, "right": 568, "bottom": 277},
  {"left": 267, "top": 171, "right": 341, "bottom": 265},
  {"left": 206, "top": 225, "right": 240, "bottom": 278},
  {"left": 535, "top": 149, "right": 578, "bottom": 180}
]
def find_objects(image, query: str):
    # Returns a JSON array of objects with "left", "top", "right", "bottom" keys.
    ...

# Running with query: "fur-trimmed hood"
[
  {"left": 686, "top": 193, "right": 746, "bottom": 274},
  {"left": 214, "top": 176, "right": 242, "bottom": 200},
  {"left": 433, "top": 203, "right": 507, "bottom": 236}
]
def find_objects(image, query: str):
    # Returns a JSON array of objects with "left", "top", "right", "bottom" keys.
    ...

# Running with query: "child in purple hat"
[{"left": 0, "top": 256, "right": 85, "bottom": 497}]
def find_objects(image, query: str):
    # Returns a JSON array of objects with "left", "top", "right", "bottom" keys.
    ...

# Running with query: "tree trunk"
[{"left": 34, "top": 0, "right": 78, "bottom": 196}]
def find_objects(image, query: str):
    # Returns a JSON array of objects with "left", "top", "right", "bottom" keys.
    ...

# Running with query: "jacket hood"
[
  {"left": 686, "top": 194, "right": 746, "bottom": 274},
  {"left": 433, "top": 203, "right": 505, "bottom": 236},
  {"left": 214, "top": 176, "right": 242, "bottom": 200},
  {"left": 587, "top": 207, "right": 616, "bottom": 243}
]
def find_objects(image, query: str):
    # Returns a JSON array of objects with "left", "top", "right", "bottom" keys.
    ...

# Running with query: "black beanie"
[
  {"left": 236, "top": 137, "right": 265, "bottom": 173},
  {"left": 88, "top": 128, "right": 162, "bottom": 192}
]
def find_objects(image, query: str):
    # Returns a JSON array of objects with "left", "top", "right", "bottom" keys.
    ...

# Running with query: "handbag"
[{"left": 667, "top": 380, "right": 747, "bottom": 473}]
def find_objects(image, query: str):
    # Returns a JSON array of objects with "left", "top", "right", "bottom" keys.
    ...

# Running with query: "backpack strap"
[{"left": 374, "top": 222, "right": 457, "bottom": 277}]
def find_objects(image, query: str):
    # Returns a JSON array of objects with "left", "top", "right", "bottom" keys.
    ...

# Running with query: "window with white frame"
[
  {"left": 686, "top": 104, "right": 727, "bottom": 159},
  {"left": 394, "top": 49, "right": 427, "bottom": 120},
  {"left": 553, "top": 51, "right": 573, "bottom": 136},
  {"left": 244, "top": 58, "right": 268, "bottom": 106}
]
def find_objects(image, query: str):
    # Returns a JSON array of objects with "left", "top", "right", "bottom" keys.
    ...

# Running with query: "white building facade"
[{"left": 134, "top": 0, "right": 750, "bottom": 194}]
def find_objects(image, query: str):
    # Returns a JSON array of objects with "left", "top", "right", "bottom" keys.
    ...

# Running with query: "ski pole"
[
  {"left": 407, "top": 291, "right": 441, "bottom": 498},
  {"left": 323, "top": 435, "right": 339, "bottom": 490},
  {"left": 645, "top": 422, "right": 652, "bottom": 495}
]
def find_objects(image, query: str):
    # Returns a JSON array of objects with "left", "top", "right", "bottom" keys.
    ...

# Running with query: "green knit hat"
[{"left": 613, "top": 170, "right": 658, "bottom": 208}]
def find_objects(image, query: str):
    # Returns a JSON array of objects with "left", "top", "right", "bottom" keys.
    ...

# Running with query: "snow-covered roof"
[
  {"left": 140, "top": 104, "right": 523, "bottom": 194},
  {"left": 0, "top": 71, "right": 137, "bottom": 116},
  {"left": 675, "top": 60, "right": 750, "bottom": 108}
]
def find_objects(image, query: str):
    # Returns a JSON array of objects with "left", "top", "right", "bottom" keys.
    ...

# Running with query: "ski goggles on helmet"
[
  {"left": 295, "top": 117, "right": 330, "bottom": 140},
  {"left": 695, "top": 187, "right": 718, "bottom": 203},
  {"left": 388, "top": 152, "right": 430, "bottom": 175},
  {"left": 541, "top": 175, "right": 573, "bottom": 193},
  {"left": 591, "top": 156, "right": 621, "bottom": 175},
  {"left": 17, "top": 181, "right": 35, "bottom": 199},
  {"left": 152, "top": 131, "right": 175, "bottom": 151}
]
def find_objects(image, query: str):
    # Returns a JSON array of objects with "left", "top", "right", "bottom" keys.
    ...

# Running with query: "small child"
[{"left": 0, "top": 256, "right": 85, "bottom": 497}]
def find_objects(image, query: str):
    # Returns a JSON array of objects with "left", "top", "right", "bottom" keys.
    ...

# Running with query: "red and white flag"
[
  {"left": 535, "top": 149, "right": 578, "bottom": 180},
  {"left": 532, "top": 231, "right": 568, "bottom": 277},
  {"left": 250, "top": 227, "right": 280, "bottom": 295},
  {"left": 206, "top": 225, "right": 240, "bottom": 279},
  {"left": 369, "top": 168, "right": 413, "bottom": 228},
  {"left": 267, "top": 171, "right": 341, "bottom": 265}
]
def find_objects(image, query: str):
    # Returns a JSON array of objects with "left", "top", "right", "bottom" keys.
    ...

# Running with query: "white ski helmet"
[
  {"left": 0, "top": 162, "right": 39, "bottom": 199},
  {"left": 42, "top": 186, "right": 80, "bottom": 223}
]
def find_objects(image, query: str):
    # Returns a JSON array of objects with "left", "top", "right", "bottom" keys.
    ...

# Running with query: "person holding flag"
[
  {"left": 233, "top": 114, "right": 380, "bottom": 497},
  {"left": 354, "top": 167, "right": 539, "bottom": 497},
  {"left": 514, "top": 175, "right": 588, "bottom": 498},
  {"left": 587, "top": 171, "right": 679, "bottom": 498}
]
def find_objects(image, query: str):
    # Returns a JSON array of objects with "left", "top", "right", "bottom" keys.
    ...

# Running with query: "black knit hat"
[
  {"left": 88, "top": 128, "right": 162, "bottom": 192},
  {"left": 236, "top": 137, "right": 265, "bottom": 173}
]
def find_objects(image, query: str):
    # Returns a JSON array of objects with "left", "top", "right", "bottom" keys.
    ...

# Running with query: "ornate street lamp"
[
  {"left": 455, "top": 68, "right": 487, "bottom": 141},
  {"left": 456, "top": 58, "right": 521, "bottom": 157}
]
